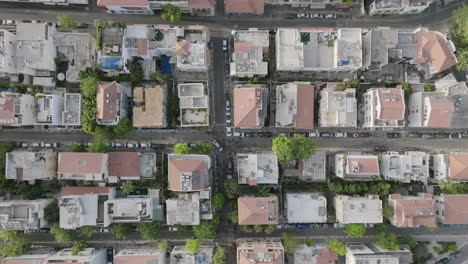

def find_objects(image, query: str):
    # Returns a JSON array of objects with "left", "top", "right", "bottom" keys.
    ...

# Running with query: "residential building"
[
  {"left": 0, "top": 0, "right": 87, "bottom": 5},
  {"left": 380, "top": 151, "right": 430, "bottom": 183},
  {"left": 224, "top": 0, "right": 264, "bottom": 15},
  {"left": 103, "top": 191, "right": 164, "bottom": 226},
  {"left": 436, "top": 194, "right": 468, "bottom": 225},
  {"left": 97, "top": 0, "right": 213, "bottom": 15},
  {"left": 0, "top": 199, "right": 53, "bottom": 231},
  {"left": 230, "top": 29, "right": 269, "bottom": 77},
  {"left": 238, "top": 196, "right": 279, "bottom": 225},
  {"left": 107, "top": 152, "right": 157, "bottom": 182},
  {"left": 335, "top": 195, "right": 383, "bottom": 224},
  {"left": 265, "top": 0, "right": 342, "bottom": 9},
  {"left": 286, "top": 193, "right": 327, "bottom": 223},
  {"left": 62, "top": 93, "right": 82, "bottom": 126},
  {"left": 233, "top": 84, "right": 267, "bottom": 129},
  {"left": 319, "top": 84, "right": 357, "bottom": 127},
  {"left": 346, "top": 244, "right": 412, "bottom": 264},
  {"left": 296, "top": 151, "right": 326, "bottom": 182},
  {"left": 133, "top": 85, "right": 167, "bottom": 128},
  {"left": 3, "top": 249, "right": 55, "bottom": 264},
  {"left": 334, "top": 154, "right": 380, "bottom": 180},
  {"left": 276, "top": 28, "right": 362, "bottom": 72},
  {"left": 59, "top": 187, "right": 116, "bottom": 229},
  {"left": 166, "top": 192, "right": 200, "bottom": 226},
  {"left": 188, "top": 0, "right": 215, "bottom": 16},
  {"left": 96, "top": 82, "right": 127, "bottom": 126},
  {"left": 275, "top": 82, "right": 314, "bottom": 129},
  {"left": 237, "top": 152, "right": 278, "bottom": 185},
  {"left": 237, "top": 238, "right": 284, "bottom": 264},
  {"left": 361, "top": 88, "right": 405, "bottom": 129},
  {"left": 34, "top": 93, "right": 64, "bottom": 126},
  {"left": 294, "top": 244, "right": 338, "bottom": 264},
  {"left": 369, "top": 0, "right": 433, "bottom": 16},
  {"left": 0, "top": 23, "right": 56, "bottom": 82},
  {"left": 415, "top": 31, "right": 457, "bottom": 78},
  {"left": 388, "top": 193, "right": 436, "bottom": 228},
  {"left": 5, "top": 150, "right": 57, "bottom": 182},
  {"left": 114, "top": 248, "right": 166, "bottom": 264},
  {"left": 178, "top": 83, "right": 209, "bottom": 127},
  {"left": 97, "top": 0, "right": 154, "bottom": 14},
  {"left": 170, "top": 246, "right": 213, "bottom": 264},
  {"left": 0, "top": 92, "right": 35, "bottom": 126},
  {"left": 168, "top": 154, "right": 211, "bottom": 192},
  {"left": 57, "top": 152, "right": 108, "bottom": 181},
  {"left": 433, "top": 153, "right": 468, "bottom": 181},
  {"left": 175, "top": 26, "right": 210, "bottom": 72},
  {"left": 47, "top": 248, "right": 107, "bottom": 264}
]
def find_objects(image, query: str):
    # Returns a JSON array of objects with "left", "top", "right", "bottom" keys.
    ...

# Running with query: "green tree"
[
  {"left": 87, "top": 142, "right": 108, "bottom": 153},
  {"left": 213, "top": 247, "right": 227, "bottom": 264},
  {"left": 80, "top": 76, "right": 99, "bottom": 99},
  {"left": 112, "top": 118, "right": 133, "bottom": 138},
  {"left": 69, "top": 143, "right": 86, "bottom": 152},
  {"left": 256, "top": 187, "right": 271, "bottom": 197},
  {"left": 382, "top": 204, "right": 395, "bottom": 219},
  {"left": 230, "top": 210, "right": 238, "bottom": 224},
  {"left": 44, "top": 200, "right": 60, "bottom": 225},
  {"left": 0, "top": 231, "right": 31, "bottom": 257},
  {"left": 401, "top": 82, "right": 411, "bottom": 94},
  {"left": 212, "top": 194, "right": 225, "bottom": 210},
  {"left": 57, "top": 14, "right": 77, "bottom": 29},
  {"left": 224, "top": 179, "right": 239, "bottom": 199},
  {"left": 376, "top": 232, "right": 400, "bottom": 250},
  {"left": 291, "top": 136, "right": 316, "bottom": 161},
  {"left": 161, "top": 4, "right": 182, "bottom": 23},
  {"left": 239, "top": 225, "right": 253, "bottom": 233},
  {"left": 264, "top": 225, "right": 277, "bottom": 235},
  {"left": 71, "top": 241, "right": 88, "bottom": 256},
  {"left": 186, "top": 239, "right": 199, "bottom": 254},
  {"left": 344, "top": 78, "right": 360, "bottom": 89},
  {"left": 150, "top": 72, "right": 171, "bottom": 84},
  {"left": 158, "top": 241, "right": 170, "bottom": 250},
  {"left": 427, "top": 227, "right": 440, "bottom": 232},
  {"left": 456, "top": 49, "right": 468, "bottom": 71},
  {"left": 111, "top": 223, "right": 134, "bottom": 240},
  {"left": 175, "top": 224, "right": 192, "bottom": 233},
  {"left": 400, "top": 235, "right": 417, "bottom": 249},
  {"left": 192, "top": 220, "right": 217, "bottom": 239},
  {"left": 253, "top": 225, "right": 264, "bottom": 233},
  {"left": 127, "top": 59, "right": 145, "bottom": 87},
  {"left": 51, "top": 224, "right": 72, "bottom": 243},
  {"left": 305, "top": 239, "right": 315, "bottom": 246},
  {"left": 80, "top": 226, "right": 96, "bottom": 238},
  {"left": 452, "top": 5, "right": 468, "bottom": 44},
  {"left": 121, "top": 181, "right": 136, "bottom": 195},
  {"left": 82, "top": 98, "right": 98, "bottom": 134},
  {"left": 137, "top": 222, "right": 161, "bottom": 240},
  {"left": 93, "top": 126, "right": 113, "bottom": 143},
  {"left": 174, "top": 143, "right": 190, "bottom": 154},
  {"left": 424, "top": 84, "right": 436, "bottom": 92},
  {"left": 445, "top": 242, "right": 458, "bottom": 252},
  {"left": 282, "top": 233, "right": 300, "bottom": 254},
  {"left": 272, "top": 137, "right": 293, "bottom": 163},
  {"left": 328, "top": 239, "right": 347, "bottom": 256},
  {"left": 344, "top": 224, "right": 366, "bottom": 237},
  {"left": 248, "top": 76, "right": 259, "bottom": 84},
  {"left": 191, "top": 142, "right": 213, "bottom": 154}
]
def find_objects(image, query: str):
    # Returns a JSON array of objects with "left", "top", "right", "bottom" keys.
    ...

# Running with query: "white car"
[
  {"left": 226, "top": 127, "right": 233, "bottom": 137},
  {"left": 168, "top": 227, "right": 178, "bottom": 232},
  {"left": 308, "top": 131, "right": 319, "bottom": 138},
  {"left": 335, "top": 132, "right": 347, "bottom": 138},
  {"left": 212, "top": 140, "right": 223, "bottom": 152},
  {"left": 226, "top": 112, "right": 232, "bottom": 124},
  {"left": 223, "top": 40, "right": 228, "bottom": 51},
  {"left": 140, "top": 143, "right": 152, "bottom": 148},
  {"left": 127, "top": 143, "right": 140, "bottom": 148}
]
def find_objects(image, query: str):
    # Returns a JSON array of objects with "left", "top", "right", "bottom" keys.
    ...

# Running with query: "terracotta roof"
[
  {"left": 176, "top": 40, "right": 189, "bottom": 56},
  {"left": 108, "top": 152, "right": 140, "bottom": 178},
  {"left": 137, "top": 38, "right": 148, "bottom": 56},
  {"left": 317, "top": 248, "right": 339, "bottom": 264},
  {"left": 224, "top": 0, "right": 264, "bottom": 14},
  {"left": 0, "top": 96, "right": 15, "bottom": 125},
  {"left": 60, "top": 186, "right": 111, "bottom": 197},
  {"left": 449, "top": 154, "right": 468, "bottom": 180},
  {"left": 168, "top": 158, "right": 206, "bottom": 191},
  {"left": 427, "top": 96, "right": 454, "bottom": 128},
  {"left": 234, "top": 42, "right": 251, "bottom": 53},
  {"left": 377, "top": 89, "right": 405, "bottom": 120},
  {"left": 416, "top": 32, "right": 457, "bottom": 73},
  {"left": 96, "top": 82, "right": 121, "bottom": 122},
  {"left": 238, "top": 197, "right": 279, "bottom": 225},
  {"left": 391, "top": 194, "right": 436, "bottom": 228},
  {"left": 441, "top": 195, "right": 468, "bottom": 224},
  {"left": 114, "top": 255, "right": 159, "bottom": 264},
  {"left": 238, "top": 249, "right": 282, "bottom": 264},
  {"left": 233, "top": 87, "right": 262, "bottom": 128},
  {"left": 295, "top": 84, "right": 314, "bottom": 129},
  {"left": 58, "top": 152, "right": 106, "bottom": 175},
  {"left": 4, "top": 258, "right": 48, "bottom": 264},
  {"left": 97, "top": 0, "right": 148, "bottom": 7},
  {"left": 188, "top": 0, "right": 214, "bottom": 9},
  {"left": 347, "top": 157, "right": 379, "bottom": 174}
]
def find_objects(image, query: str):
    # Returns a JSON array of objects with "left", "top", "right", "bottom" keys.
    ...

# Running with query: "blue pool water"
[{"left": 98, "top": 56, "right": 123, "bottom": 69}]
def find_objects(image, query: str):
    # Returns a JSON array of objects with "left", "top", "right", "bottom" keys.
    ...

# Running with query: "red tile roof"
[
  {"left": 441, "top": 195, "right": 468, "bottom": 224},
  {"left": 238, "top": 249, "right": 282, "bottom": 264},
  {"left": 234, "top": 87, "right": 263, "bottom": 128},
  {"left": 225, "top": 0, "right": 264, "bottom": 14},
  {"left": 176, "top": 40, "right": 189, "bottom": 55},
  {"left": 238, "top": 196, "right": 278, "bottom": 225},
  {"left": 108, "top": 152, "right": 140, "bottom": 178},
  {"left": 168, "top": 158, "right": 206, "bottom": 191},
  {"left": 317, "top": 248, "right": 339, "bottom": 264},
  {"left": 427, "top": 96, "right": 454, "bottom": 128},
  {"left": 377, "top": 89, "right": 405, "bottom": 120},
  {"left": 295, "top": 84, "right": 314, "bottom": 129},
  {"left": 347, "top": 157, "right": 379, "bottom": 175},
  {"left": 58, "top": 152, "right": 106, "bottom": 175},
  {"left": 416, "top": 32, "right": 457, "bottom": 74},
  {"left": 60, "top": 186, "right": 111, "bottom": 197},
  {"left": 188, "top": 0, "right": 214, "bottom": 9},
  {"left": 234, "top": 42, "right": 251, "bottom": 53},
  {"left": 96, "top": 82, "right": 121, "bottom": 122},
  {"left": 449, "top": 154, "right": 468, "bottom": 180},
  {"left": 391, "top": 193, "right": 436, "bottom": 228},
  {"left": 0, "top": 96, "right": 16, "bottom": 125},
  {"left": 137, "top": 38, "right": 148, "bottom": 56},
  {"left": 97, "top": 0, "right": 148, "bottom": 7}
]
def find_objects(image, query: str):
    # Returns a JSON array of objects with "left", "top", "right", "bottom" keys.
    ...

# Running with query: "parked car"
[
  {"left": 407, "top": 132, "right": 421, "bottom": 138},
  {"left": 227, "top": 173, "right": 233, "bottom": 179},
  {"left": 308, "top": 131, "right": 319, "bottom": 138},
  {"left": 0, "top": 20, "right": 4, "bottom": 25},
  {"left": 212, "top": 140, "right": 223, "bottom": 152},
  {"left": 296, "top": 224, "right": 309, "bottom": 229},
  {"left": 435, "top": 258, "right": 450, "bottom": 264},
  {"left": 374, "top": 145, "right": 388, "bottom": 152},
  {"left": 222, "top": 40, "right": 228, "bottom": 51},
  {"left": 226, "top": 127, "right": 233, "bottom": 137},
  {"left": 244, "top": 132, "right": 255, "bottom": 137},
  {"left": 233, "top": 131, "right": 241, "bottom": 137},
  {"left": 31, "top": 142, "right": 40, "bottom": 148},
  {"left": 297, "top": 13, "right": 306, "bottom": 18},
  {"left": 421, "top": 134, "right": 435, "bottom": 139},
  {"left": 127, "top": 143, "right": 139, "bottom": 148},
  {"left": 226, "top": 112, "right": 232, "bottom": 124},
  {"left": 20, "top": 143, "right": 30, "bottom": 148},
  {"left": 334, "top": 132, "right": 347, "bottom": 138},
  {"left": 263, "top": 132, "right": 272, "bottom": 137},
  {"left": 6, "top": 20, "right": 15, "bottom": 25},
  {"left": 97, "top": 227, "right": 111, "bottom": 233},
  {"left": 140, "top": 143, "right": 152, "bottom": 148},
  {"left": 168, "top": 227, "right": 178, "bottom": 232},
  {"left": 434, "top": 133, "right": 449, "bottom": 138},
  {"left": 227, "top": 158, "right": 234, "bottom": 172},
  {"left": 449, "top": 133, "right": 462, "bottom": 139},
  {"left": 320, "top": 132, "right": 334, "bottom": 137},
  {"left": 449, "top": 251, "right": 461, "bottom": 259},
  {"left": 312, "top": 14, "right": 320, "bottom": 18},
  {"left": 115, "top": 142, "right": 126, "bottom": 148},
  {"left": 386, "top": 132, "right": 401, "bottom": 138},
  {"left": 226, "top": 99, "right": 231, "bottom": 111}
]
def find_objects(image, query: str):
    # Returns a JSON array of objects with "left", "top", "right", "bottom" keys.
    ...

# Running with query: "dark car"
[
  {"left": 374, "top": 145, "right": 388, "bottom": 152},
  {"left": 434, "top": 133, "right": 450, "bottom": 138},
  {"left": 227, "top": 158, "right": 234, "bottom": 172},
  {"left": 435, "top": 258, "right": 450, "bottom": 264},
  {"left": 296, "top": 224, "right": 309, "bottom": 229},
  {"left": 263, "top": 132, "right": 272, "bottom": 137},
  {"left": 244, "top": 132, "right": 255, "bottom": 137},
  {"left": 386, "top": 132, "right": 401, "bottom": 138},
  {"left": 360, "top": 132, "right": 370, "bottom": 137},
  {"left": 320, "top": 132, "right": 334, "bottom": 137}
]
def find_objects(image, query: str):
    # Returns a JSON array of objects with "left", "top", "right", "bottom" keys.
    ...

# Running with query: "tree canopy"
[
  {"left": 68, "top": 143, "right": 86, "bottom": 152},
  {"left": 79, "top": 76, "right": 99, "bottom": 99},
  {"left": 0, "top": 231, "right": 31, "bottom": 257},
  {"left": 161, "top": 4, "right": 182, "bottom": 23},
  {"left": 192, "top": 220, "right": 217, "bottom": 239},
  {"left": 382, "top": 204, "right": 395, "bottom": 219},
  {"left": 112, "top": 118, "right": 133, "bottom": 138},
  {"left": 71, "top": 241, "right": 88, "bottom": 256},
  {"left": 150, "top": 72, "right": 171, "bottom": 84},
  {"left": 174, "top": 143, "right": 190, "bottom": 154},
  {"left": 213, "top": 247, "right": 227, "bottom": 264},
  {"left": 158, "top": 241, "right": 170, "bottom": 250},
  {"left": 80, "top": 226, "right": 96, "bottom": 238},
  {"left": 272, "top": 137, "right": 293, "bottom": 163},
  {"left": 272, "top": 136, "right": 316, "bottom": 162},
  {"left": 111, "top": 224, "right": 134, "bottom": 240},
  {"left": 224, "top": 179, "right": 239, "bottom": 199},
  {"left": 87, "top": 142, "right": 108, "bottom": 153},
  {"left": 137, "top": 222, "right": 161, "bottom": 240},
  {"left": 212, "top": 194, "right": 225, "bottom": 210},
  {"left": 51, "top": 224, "right": 72, "bottom": 243},
  {"left": 376, "top": 232, "right": 400, "bottom": 250},
  {"left": 328, "top": 239, "right": 347, "bottom": 256},
  {"left": 191, "top": 142, "right": 213, "bottom": 154},
  {"left": 57, "top": 14, "right": 77, "bottom": 29},
  {"left": 121, "top": 181, "right": 136, "bottom": 195},
  {"left": 344, "top": 78, "right": 360, "bottom": 89},
  {"left": 344, "top": 224, "right": 366, "bottom": 237},
  {"left": 186, "top": 239, "right": 200, "bottom": 254},
  {"left": 44, "top": 200, "right": 60, "bottom": 225},
  {"left": 282, "top": 233, "right": 300, "bottom": 254}
]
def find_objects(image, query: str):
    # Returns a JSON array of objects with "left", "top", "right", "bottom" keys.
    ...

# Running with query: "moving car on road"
[{"left": 212, "top": 140, "right": 223, "bottom": 152}]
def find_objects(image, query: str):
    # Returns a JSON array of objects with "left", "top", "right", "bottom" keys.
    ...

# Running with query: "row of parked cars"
[
  {"left": 19, "top": 142, "right": 59, "bottom": 148},
  {"left": 297, "top": 13, "right": 337, "bottom": 19}
]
